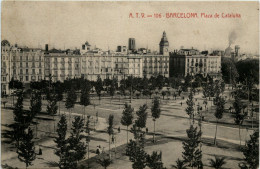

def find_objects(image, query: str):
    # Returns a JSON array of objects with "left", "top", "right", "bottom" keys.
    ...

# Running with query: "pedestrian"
[
  {"left": 96, "top": 146, "right": 100, "bottom": 155},
  {"left": 112, "top": 135, "right": 114, "bottom": 143},
  {"left": 118, "top": 126, "right": 121, "bottom": 133},
  {"left": 39, "top": 147, "right": 42, "bottom": 155}
]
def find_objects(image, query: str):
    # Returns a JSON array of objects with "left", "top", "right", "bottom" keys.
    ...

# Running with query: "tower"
[
  {"left": 159, "top": 31, "right": 169, "bottom": 55},
  {"left": 235, "top": 45, "right": 240, "bottom": 57},
  {"left": 128, "top": 38, "right": 136, "bottom": 51}
]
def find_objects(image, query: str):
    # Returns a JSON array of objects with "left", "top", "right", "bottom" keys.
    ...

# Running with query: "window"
[
  {"left": 20, "top": 69, "right": 23, "bottom": 74},
  {"left": 2, "top": 77, "right": 6, "bottom": 81},
  {"left": 20, "top": 56, "right": 22, "bottom": 61},
  {"left": 26, "top": 62, "right": 28, "bottom": 67},
  {"left": 26, "top": 76, "right": 29, "bottom": 81},
  {"left": 20, "top": 76, "right": 23, "bottom": 81},
  {"left": 13, "top": 70, "right": 16, "bottom": 75},
  {"left": 32, "top": 62, "right": 35, "bottom": 67},
  {"left": 26, "top": 56, "right": 28, "bottom": 61},
  {"left": 39, "top": 69, "right": 42, "bottom": 74},
  {"left": 26, "top": 69, "right": 29, "bottom": 74},
  {"left": 32, "top": 69, "right": 35, "bottom": 74}
]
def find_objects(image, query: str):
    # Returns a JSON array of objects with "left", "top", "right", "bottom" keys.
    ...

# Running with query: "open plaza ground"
[{"left": 1, "top": 86, "right": 259, "bottom": 169}]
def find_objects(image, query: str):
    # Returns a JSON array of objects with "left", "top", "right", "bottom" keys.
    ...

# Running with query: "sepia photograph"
[{"left": 1, "top": 1, "right": 259, "bottom": 169}]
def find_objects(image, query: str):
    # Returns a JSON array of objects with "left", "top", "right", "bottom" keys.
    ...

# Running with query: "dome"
[
  {"left": 85, "top": 41, "right": 91, "bottom": 46},
  {"left": 1, "top": 40, "right": 10, "bottom": 47}
]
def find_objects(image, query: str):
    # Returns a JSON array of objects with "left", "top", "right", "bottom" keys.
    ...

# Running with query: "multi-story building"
[
  {"left": 1, "top": 41, "right": 44, "bottom": 95},
  {"left": 143, "top": 55, "right": 169, "bottom": 78},
  {"left": 44, "top": 53, "right": 81, "bottom": 82},
  {"left": 1, "top": 31, "right": 170, "bottom": 95},
  {"left": 170, "top": 48, "right": 221, "bottom": 79},
  {"left": 1, "top": 41, "right": 12, "bottom": 95},
  {"left": 142, "top": 31, "right": 170, "bottom": 78}
]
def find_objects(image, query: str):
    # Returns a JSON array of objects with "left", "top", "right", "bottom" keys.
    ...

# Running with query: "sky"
[{"left": 1, "top": 1, "right": 259, "bottom": 54}]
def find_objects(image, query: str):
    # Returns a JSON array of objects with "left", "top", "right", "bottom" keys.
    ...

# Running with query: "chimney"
[
  {"left": 235, "top": 45, "right": 240, "bottom": 57},
  {"left": 45, "top": 44, "right": 48, "bottom": 51}
]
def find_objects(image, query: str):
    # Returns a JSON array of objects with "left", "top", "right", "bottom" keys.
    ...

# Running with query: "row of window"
[
  {"left": 3, "top": 75, "right": 43, "bottom": 82},
  {"left": 13, "top": 69, "right": 42, "bottom": 75}
]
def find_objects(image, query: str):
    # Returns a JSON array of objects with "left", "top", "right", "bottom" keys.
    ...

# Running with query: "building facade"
[
  {"left": 1, "top": 31, "right": 170, "bottom": 95},
  {"left": 1, "top": 42, "right": 44, "bottom": 95},
  {"left": 170, "top": 49, "right": 221, "bottom": 79},
  {"left": 143, "top": 55, "right": 169, "bottom": 78}
]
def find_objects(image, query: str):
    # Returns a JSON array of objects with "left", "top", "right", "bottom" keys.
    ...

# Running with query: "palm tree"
[
  {"left": 97, "top": 157, "right": 112, "bottom": 169},
  {"left": 172, "top": 158, "right": 188, "bottom": 169},
  {"left": 209, "top": 156, "right": 226, "bottom": 169}
]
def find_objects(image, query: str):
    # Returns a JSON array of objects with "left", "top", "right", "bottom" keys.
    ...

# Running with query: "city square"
[{"left": 1, "top": 1, "right": 259, "bottom": 169}]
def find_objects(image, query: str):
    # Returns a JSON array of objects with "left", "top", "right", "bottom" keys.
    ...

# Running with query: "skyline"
[{"left": 2, "top": 1, "right": 259, "bottom": 54}]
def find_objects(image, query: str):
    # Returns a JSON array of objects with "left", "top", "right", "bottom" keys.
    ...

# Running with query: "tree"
[
  {"left": 119, "top": 79, "right": 126, "bottom": 98},
  {"left": 30, "top": 90, "right": 42, "bottom": 120},
  {"left": 236, "top": 59, "right": 259, "bottom": 85},
  {"left": 9, "top": 78, "right": 23, "bottom": 107},
  {"left": 65, "top": 87, "right": 77, "bottom": 125},
  {"left": 97, "top": 157, "right": 113, "bottom": 169},
  {"left": 186, "top": 90, "right": 195, "bottom": 124},
  {"left": 135, "top": 104, "right": 148, "bottom": 130},
  {"left": 85, "top": 115, "right": 91, "bottom": 167},
  {"left": 221, "top": 57, "right": 238, "bottom": 84},
  {"left": 127, "top": 139, "right": 147, "bottom": 169},
  {"left": 131, "top": 104, "right": 148, "bottom": 147},
  {"left": 233, "top": 93, "right": 247, "bottom": 147},
  {"left": 146, "top": 151, "right": 166, "bottom": 169},
  {"left": 80, "top": 80, "right": 91, "bottom": 120},
  {"left": 95, "top": 75, "right": 103, "bottom": 101},
  {"left": 109, "top": 78, "right": 116, "bottom": 99},
  {"left": 182, "top": 74, "right": 192, "bottom": 92},
  {"left": 151, "top": 97, "right": 161, "bottom": 143},
  {"left": 155, "top": 75, "right": 165, "bottom": 90},
  {"left": 54, "top": 115, "right": 68, "bottom": 169},
  {"left": 214, "top": 95, "right": 225, "bottom": 145},
  {"left": 12, "top": 90, "right": 30, "bottom": 147},
  {"left": 107, "top": 114, "right": 114, "bottom": 159},
  {"left": 240, "top": 130, "right": 259, "bottom": 169},
  {"left": 208, "top": 156, "right": 226, "bottom": 169},
  {"left": 47, "top": 90, "right": 58, "bottom": 132},
  {"left": 17, "top": 127, "right": 36, "bottom": 169},
  {"left": 172, "top": 158, "right": 188, "bottom": 169},
  {"left": 121, "top": 103, "right": 134, "bottom": 145},
  {"left": 54, "top": 82, "right": 64, "bottom": 116},
  {"left": 29, "top": 90, "right": 42, "bottom": 138},
  {"left": 66, "top": 116, "right": 87, "bottom": 168},
  {"left": 182, "top": 125, "right": 202, "bottom": 169}
]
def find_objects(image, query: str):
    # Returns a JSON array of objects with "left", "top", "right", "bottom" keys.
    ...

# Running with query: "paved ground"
[{"left": 1, "top": 88, "right": 258, "bottom": 168}]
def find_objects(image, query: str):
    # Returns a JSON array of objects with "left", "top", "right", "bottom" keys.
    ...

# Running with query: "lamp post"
[
  {"left": 130, "top": 75, "right": 133, "bottom": 104},
  {"left": 251, "top": 103, "right": 254, "bottom": 129}
]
